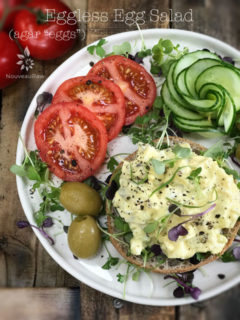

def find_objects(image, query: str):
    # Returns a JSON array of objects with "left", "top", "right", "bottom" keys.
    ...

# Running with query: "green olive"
[
  {"left": 60, "top": 182, "right": 102, "bottom": 216},
  {"left": 68, "top": 216, "right": 101, "bottom": 258},
  {"left": 236, "top": 144, "right": 240, "bottom": 161}
]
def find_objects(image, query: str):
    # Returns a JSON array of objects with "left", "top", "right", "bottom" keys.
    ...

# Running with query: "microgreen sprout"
[
  {"left": 87, "top": 38, "right": 107, "bottom": 58},
  {"left": 168, "top": 204, "right": 216, "bottom": 241},
  {"left": 102, "top": 241, "right": 120, "bottom": 270},
  {"left": 164, "top": 273, "right": 201, "bottom": 300},
  {"left": 17, "top": 219, "right": 54, "bottom": 245},
  {"left": 10, "top": 135, "right": 64, "bottom": 227}
]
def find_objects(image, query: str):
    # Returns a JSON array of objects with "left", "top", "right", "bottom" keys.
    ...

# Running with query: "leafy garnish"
[
  {"left": 107, "top": 156, "right": 119, "bottom": 173},
  {"left": 87, "top": 39, "right": 107, "bottom": 58},
  {"left": 221, "top": 247, "right": 240, "bottom": 262},
  {"left": 173, "top": 145, "right": 191, "bottom": 158},
  {"left": 144, "top": 221, "right": 159, "bottom": 234},
  {"left": 17, "top": 219, "right": 54, "bottom": 245},
  {"left": 187, "top": 167, "right": 202, "bottom": 181},
  {"left": 164, "top": 273, "right": 201, "bottom": 300},
  {"left": 151, "top": 158, "right": 166, "bottom": 175},
  {"left": 150, "top": 39, "right": 189, "bottom": 76},
  {"left": 102, "top": 241, "right": 119, "bottom": 270},
  {"left": 111, "top": 42, "right": 131, "bottom": 56},
  {"left": 168, "top": 204, "right": 216, "bottom": 241},
  {"left": 150, "top": 166, "right": 188, "bottom": 198},
  {"left": 127, "top": 96, "right": 164, "bottom": 145},
  {"left": 10, "top": 136, "right": 64, "bottom": 227}
]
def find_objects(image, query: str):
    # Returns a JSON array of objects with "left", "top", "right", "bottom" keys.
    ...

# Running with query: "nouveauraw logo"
[{"left": 16, "top": 47, "right": 34, "bottom": 72}]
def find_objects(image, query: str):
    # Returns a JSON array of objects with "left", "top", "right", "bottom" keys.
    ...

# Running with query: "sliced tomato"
[
  {"left": 34, "top": 102, "right": 108, "bottom": 181},
  {"left": 88, "top": 55, "right": 157, "bottom": 125},
  {"left": 52, "top": 76, "right": 125, "bottom": 141}
]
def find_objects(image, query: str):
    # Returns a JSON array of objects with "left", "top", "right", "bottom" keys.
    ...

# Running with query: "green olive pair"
[{"left": 60, "top": 182, "right": 102, "bottom": 259}]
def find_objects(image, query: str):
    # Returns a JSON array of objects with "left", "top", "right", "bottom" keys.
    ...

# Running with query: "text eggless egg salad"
[{"left": 113, "top": 143, "right": 240, "bottom": 259}]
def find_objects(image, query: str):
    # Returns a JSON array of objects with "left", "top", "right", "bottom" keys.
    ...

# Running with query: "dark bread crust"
[{"left": 107, "top": 136, "right": 240, "bottom": 274}]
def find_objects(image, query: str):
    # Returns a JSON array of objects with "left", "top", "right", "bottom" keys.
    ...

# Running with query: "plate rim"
[{"left": 15, "top": 28, "right": 240, "bottom": 306}]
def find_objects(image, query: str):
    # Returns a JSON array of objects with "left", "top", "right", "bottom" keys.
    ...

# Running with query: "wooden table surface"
[{"left": 1, "top": 0, "right": 240, "bottom": 319}]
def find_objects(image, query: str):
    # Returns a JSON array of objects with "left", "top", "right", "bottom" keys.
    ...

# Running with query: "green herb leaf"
[
  {"left": 10, "top": 164, "right": 27, "bottom": 177},
  {"left": 87, "top": 38, "right": 107, "bottom": 58},
  {"left": 117, "top": 273, "right": 125, "bottom": 283},
  {"left": 151, "top": 159, "right": 166, "bottom": 175},
  {"left": 112, "top": 42, "right": 131, "bottom": 56},
  {"left": 223, "top": 167, "right": 240, "bottom": 180},
  {"left": 137, "top": 48, "right": 151, "bottom": 58},
  {"left": 114, "top": 216, "right": 130, "bottom": 233},
  {"left": 187, "top": 167, "right": 202, "bottom": 180},
  {"left": 107, "top": 156, "right": 119, "bottom": 173},
  {"left": 132, "top": 269, "right": 141, "bottom": 281},
  {"left": 153, "top": 96, "right": 163, "bottom": 110},
  {"left": 102, "top": 256, "right": 119, "bottom": 270},
  {"left": 221, "top": 250, "right": 237, "bottom": 262},
  {"left": 173, "top": 145, "right": 191, "bottom": 158},
  {"left": 150, "top": 38, "right": 189, "bottom": 76},
  {"left": 144, "top": 221, "right": 158, "bottom": 233}
]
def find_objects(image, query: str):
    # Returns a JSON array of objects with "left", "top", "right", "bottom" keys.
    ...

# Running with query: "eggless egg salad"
[{"left": 112, "top": 143, "right": 240, "bottom": 259}]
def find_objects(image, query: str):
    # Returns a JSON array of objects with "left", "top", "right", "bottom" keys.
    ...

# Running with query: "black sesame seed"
[
  {"left": 63, "top": 226, "right": 69, "bottom": 233},
  {"left": 199, "top": 231, "right": 204, "bottom": 236},
  {"left": 86, "top": 80, "right": 92, "bottom": 85},
  {"left": 218, "top": 274, "right": 225, "bottom": 280},
  {"left": 71, "top": 159, "right": 77, "bottom": 167},
  {"left": 168, "top": 204, "right": 181, "bottom": 216},
  {"left": 140, "top": 205, "right": 144, "bottom": 210},
  {"left": 215, "top": 214, "right": 220, "bottom": 218},
  {"left": 89, "top": 61, "right": 94, "bottom": 66}
]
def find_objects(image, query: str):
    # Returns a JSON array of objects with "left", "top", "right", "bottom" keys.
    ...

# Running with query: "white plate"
[{"left": 16, "top": 29, "right": 240, "bottom": 306}]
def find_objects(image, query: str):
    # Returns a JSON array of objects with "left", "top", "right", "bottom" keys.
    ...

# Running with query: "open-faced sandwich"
[{"left": 107, "top": 136, "right": 240, "bottom": 274}]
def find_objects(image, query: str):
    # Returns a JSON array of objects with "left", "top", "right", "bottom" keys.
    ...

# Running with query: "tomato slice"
[
  {"left": 88, "top": 55, "right": 157, "bottom": 125},
  {"left": 34, "top": 102, "right": 108, "bottom": 181},
  {"left": 52, "top": 76, "right": 125, "bottom": 141}
]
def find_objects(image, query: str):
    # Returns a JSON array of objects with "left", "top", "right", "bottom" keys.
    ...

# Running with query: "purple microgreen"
[
  {"left": 127, "top": 52, "right": 144, "bottom": 64},
  {"left": 35, "top": 92, "right": 53, "bottom": 116},
  {"left": 168, "top": 224, "right": 188, "bottom": 241},
  {"left": 233, "top": 247, "right": 240, "bottom": 260},
  {"left": 173, "top": 286, "right": 184, "bottom": 298},
  {"left": 42, "top": 217, "right": 53, "bottom": 228},
  {"left": 17, "top": 221, "right": 30, "bottom": 228},
  {"left": 222, "top": 56, "right": 235, "bottom": 66},
  {"left": 150, "top": 244, "right": 162, "bottom": 256},
  {"left": 168, "top": 204, "right": 216, "bottom": 241},
  {"left": 17, "top": 220, "right": 55, "bottom": 245},
  {"left": 106, "top": 180, "right": 118, "bottom": 200},
  {"left": 164, "top": 274, "right": 201, "bottom": 300}
]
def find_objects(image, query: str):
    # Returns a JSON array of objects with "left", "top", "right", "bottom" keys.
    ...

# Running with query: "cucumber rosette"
[{"left": 161, "top": 50, "right": 240, "bottom": 135}]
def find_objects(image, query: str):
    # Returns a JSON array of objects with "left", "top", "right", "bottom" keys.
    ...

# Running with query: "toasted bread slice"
[{"left": 107, "top": 136, "right": 240, "bottom": 274}]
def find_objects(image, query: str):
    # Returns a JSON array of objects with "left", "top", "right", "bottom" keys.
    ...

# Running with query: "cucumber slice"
[
  {"left": 195, "top": 65, "right": 240, "bottom": 111},
  {"left": 174, "top": 116, "right": 214, "bottom": 128},
  {"left": 161, "top": 82, "right": 204, "bottom": 120},
  {"left": 185, "top": 58, "right": 222, "bottom": 97},
  {"left": 173, "top": 117, "right": 218, "bottom": 133},
  {"left": 176, "top": 69, "right": 189, "bottom": 96},
  {"left": 217, "top": 91, "right": 236, "bottom": 133},
  {"left": 173, "top": 50, "right": 221, "bottom": 83},
  {"left": 167, "top": 62, "right": 187, "bottom": 106},
  {"left": 182, "top": 91, "right": 222, "bottom": 112}
]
